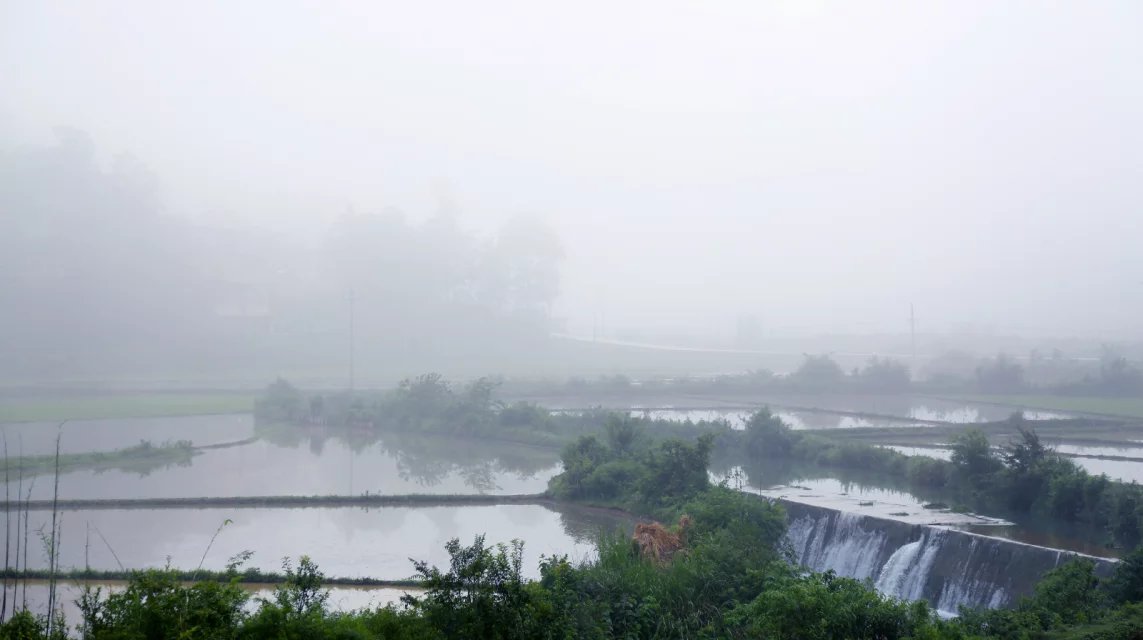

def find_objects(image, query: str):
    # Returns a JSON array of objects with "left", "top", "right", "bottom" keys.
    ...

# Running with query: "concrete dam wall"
[{"left": 780, "top": 500, "right": 1117, "bottom": 616}]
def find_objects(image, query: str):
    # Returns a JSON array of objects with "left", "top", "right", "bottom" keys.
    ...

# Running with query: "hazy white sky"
[{"left": 3, "top": 1, "right": 1141, "bottom": 339}]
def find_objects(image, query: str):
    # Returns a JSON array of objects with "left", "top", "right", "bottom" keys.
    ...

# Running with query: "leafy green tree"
[
  {"left": 727, "top": 571, "right": 939, "bottom": 640},
  {"left": 603, "top": 414, "right": 643, "bottom": 458},
  {"left": 743, "top": 408, "right": 795, "bottom": 458},
  {"left": 1027, "top": 559, "right": 1106, "bottom": 625},
  {"left": 1109, "top": 546, "right": 1143, "bottom": 605},
  {"left": 638, "top": 434, "right": 714, "bottom": 507},
  {"left": 790, "top": 354, "right": 845, "bottom": 391},
  {"left": 554, "top": 436, "right": 610, "bottom": 498},
  {"left": 405, "top": 536, "right": 540, "bottom": 640},
  {"left": 253, "top": 378, "right": 306, "bottom": 423},
  {"left": 975, "top": 353, "right": 1025, "bottom": 393},
  {"left": 855, "top": 357, "right": 912, "bottom": 393},
  {"left": 1098, "top": 355, "right": 1143, "bottom": 396},
  {"left": 950, "top": 428, "right": 1001, "bottom": 481},
  {"left": 1001, "top": 419, "right": 1048, "bottom": 474},
  {"left": 80, "top": 569, "right": 249, "bottom": 640}
]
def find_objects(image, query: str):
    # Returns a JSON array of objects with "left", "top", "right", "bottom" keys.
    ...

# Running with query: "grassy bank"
[
  {"left": 24, "top": 492, "right": 548, "bottom": 511},
  {"left": 4, "top": 440, "right": 198, "bottom": 478},
  {"left": 0, "top": 392, "right": 255, "bottom": 423},
  {"left": 0, "top": 567, "right": 423, "bottom": 588}
]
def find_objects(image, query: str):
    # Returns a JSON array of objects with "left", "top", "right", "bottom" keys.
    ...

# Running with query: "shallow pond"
[{"left": 10, "top": 503, "right": 629, "bottom": 579}]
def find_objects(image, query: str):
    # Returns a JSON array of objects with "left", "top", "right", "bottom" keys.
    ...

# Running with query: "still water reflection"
[
  {"left": 16, "top": 504, "right": 630, "bottom": 579},
  {"left": 6, "top": 431, "right": 561, "bottom": 499}
]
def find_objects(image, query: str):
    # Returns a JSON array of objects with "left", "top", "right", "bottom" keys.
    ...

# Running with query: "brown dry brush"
[{"left": 632, "top": 515, "right": 691, "bottom": 564}]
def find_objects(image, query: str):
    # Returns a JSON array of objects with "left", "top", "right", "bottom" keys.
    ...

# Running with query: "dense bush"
[
  {"left": 548, "top": 419, "right": 715, "bottom": 513},
  {"left": 725, "top": 571, "right": 940, "bottom": 640}
]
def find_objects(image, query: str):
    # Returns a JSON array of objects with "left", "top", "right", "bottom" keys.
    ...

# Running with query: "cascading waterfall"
[
  {"left": 789, "top": 511, "right": 887, "bottom": 581},
  {"left": 874, "top": 534, "right": 941, "bottom": 602},
  {"left": 779, "top": 500, "right": 1116, "bottom": 616}
]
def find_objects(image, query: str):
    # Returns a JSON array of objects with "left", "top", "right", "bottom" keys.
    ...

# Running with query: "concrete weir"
[{"left": 778, "top": 500, "right": 1117, "bottom": 616}]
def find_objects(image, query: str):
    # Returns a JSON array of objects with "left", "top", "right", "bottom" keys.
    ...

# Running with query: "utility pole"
[
  {"left": 910, "top": 303, "right": 917, "bottom": 379},
  {"left": 348, "top": 288, "right": 356, "bottom": 391}
]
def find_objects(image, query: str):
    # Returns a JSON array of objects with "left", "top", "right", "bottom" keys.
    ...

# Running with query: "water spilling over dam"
[{"left": 780, "top": 500, "right": 1117, "bottom": 616}]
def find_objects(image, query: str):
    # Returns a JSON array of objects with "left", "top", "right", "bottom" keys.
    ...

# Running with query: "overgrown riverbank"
[{"left": 3, "top": 440, "right": 197, "bottom": 478}]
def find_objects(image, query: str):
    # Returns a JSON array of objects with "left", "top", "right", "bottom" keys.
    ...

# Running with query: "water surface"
[
  {"left": 13, "top": 504, "right": 628, "bottom": 579},
  {"left": 5, "top": 434, "right": 560, "bottom": 499}
]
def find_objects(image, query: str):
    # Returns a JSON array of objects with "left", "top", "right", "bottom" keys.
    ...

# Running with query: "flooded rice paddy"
[
  {"left": 880, "top": 445, "right": 954, "bottom": 460},
  {"left": 629, "top": 408, "right": 879, "bottom": 430},
  {"left": 11, "top": 504, "right": 628, "bottom": 579},
  {"left": 554, "top": 394, "right": 1077, "bottom": 430},
  {"left": 4, "top": 434, "right": 560, "bottom": 499},
  {"left": 0, "top": 412, "right": 608, "bottom": 600}
]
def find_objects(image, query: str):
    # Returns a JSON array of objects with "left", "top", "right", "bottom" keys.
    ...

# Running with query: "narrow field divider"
[{"left": 20, "top": 493, "right": 551, "bottom": 511}]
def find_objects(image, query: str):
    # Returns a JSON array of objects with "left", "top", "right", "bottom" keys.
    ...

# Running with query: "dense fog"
[{"left": 2, "top": 1, "right": 1142, "bottom": 383}]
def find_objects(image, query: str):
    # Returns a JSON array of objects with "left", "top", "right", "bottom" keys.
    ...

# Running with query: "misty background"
[{"left": 2, "top": 1, "right": 1141, "bottom": 384}]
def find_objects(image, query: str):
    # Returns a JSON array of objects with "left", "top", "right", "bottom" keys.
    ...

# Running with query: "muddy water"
[
  {"left": 0, "top": 414, "right": 254, "bottom": 455},
  {"left": 10, "top": 504, "right": 629, "bottom": 579}
]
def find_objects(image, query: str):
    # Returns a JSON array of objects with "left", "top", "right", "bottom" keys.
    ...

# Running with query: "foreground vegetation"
[{"left": 4, "top": 424, "right": 1143, "bottom": 638}]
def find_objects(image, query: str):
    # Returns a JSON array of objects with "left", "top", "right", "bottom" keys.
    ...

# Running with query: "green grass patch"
[
  {"left": 9, "top": 440, "right": 198, "bottom": 477},
  {"left": 0, "top": 393, "right": 255, "bottom": 423},
  {"left": 950, "top": 394, "right": 1143, "bottom": 419}
]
